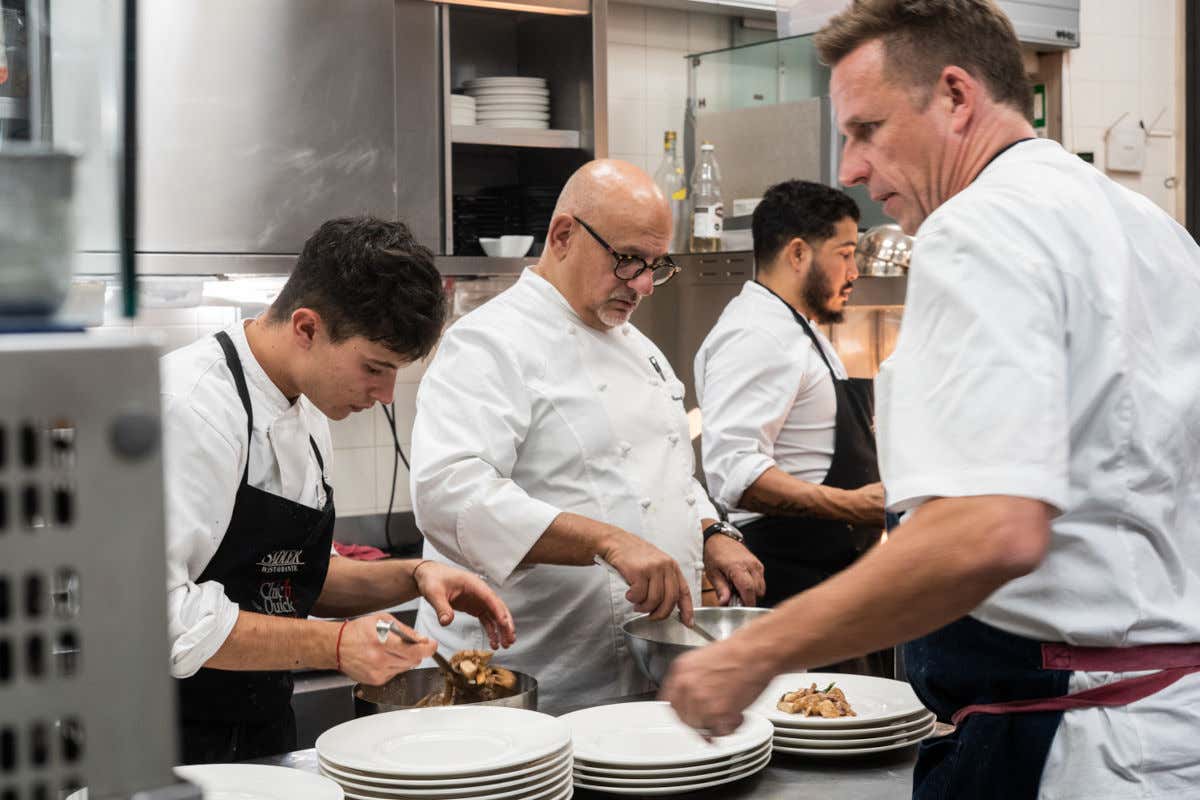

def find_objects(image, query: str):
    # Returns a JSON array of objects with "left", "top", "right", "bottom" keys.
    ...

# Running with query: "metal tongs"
[{"left": 374, "top": 618, "right": 482, "bottom": 699}]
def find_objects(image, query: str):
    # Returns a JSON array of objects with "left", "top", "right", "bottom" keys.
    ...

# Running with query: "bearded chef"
[{"left": 663, "top": 2, "right": 1200, "bottom": 799}]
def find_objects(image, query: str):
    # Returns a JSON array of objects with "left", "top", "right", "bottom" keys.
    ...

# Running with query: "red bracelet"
[{"left": 335, "top": 620, "right": 350, "bottom": 672}]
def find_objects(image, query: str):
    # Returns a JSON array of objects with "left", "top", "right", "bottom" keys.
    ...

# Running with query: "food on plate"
[
  {"left": 776, "top": 682, "right": 856, "bottom": 718},
  {"left": 415, "top": 650, "right": 519, "bottom": 707}
]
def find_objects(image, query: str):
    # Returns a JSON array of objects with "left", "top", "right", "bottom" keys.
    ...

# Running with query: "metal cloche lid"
[{"left": 856, "top": 224, "right": 913, "bottom": 277}]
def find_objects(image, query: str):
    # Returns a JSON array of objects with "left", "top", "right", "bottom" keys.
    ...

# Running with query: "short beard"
[{"left": 802, "top": 265, "right": 847, "bottom": 325}]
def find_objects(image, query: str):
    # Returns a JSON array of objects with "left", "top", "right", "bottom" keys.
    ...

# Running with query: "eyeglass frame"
[{"left": 572, "top": 216, "right": 681, "bottom": 287}]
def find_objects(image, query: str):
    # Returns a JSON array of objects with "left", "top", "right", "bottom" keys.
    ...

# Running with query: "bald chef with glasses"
[{"left": 409, "top": 160, "right": 764, "bottom": 707}]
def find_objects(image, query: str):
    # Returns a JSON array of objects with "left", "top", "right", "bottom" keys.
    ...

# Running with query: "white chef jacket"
[
  {"left": 410, "top": 268, "right": 717, "bottom": 708},
  {"left": 877, "top": 138, "right": 1200, "bottom": 799},
  {"left": 161, "top": 321, "right": 333, "bottom": 678},
  {"left": 694, "top": 281, "right": 843, "bottom": 526}
]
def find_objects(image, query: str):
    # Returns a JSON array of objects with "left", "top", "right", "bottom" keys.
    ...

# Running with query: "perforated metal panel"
[{"left": 0, "top": 333, "right": 194, "bottom": 800}]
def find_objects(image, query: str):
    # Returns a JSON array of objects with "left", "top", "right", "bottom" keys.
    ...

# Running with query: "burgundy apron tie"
[{"left": 951, "top": 643, "right": 1200, "bottom": 725}]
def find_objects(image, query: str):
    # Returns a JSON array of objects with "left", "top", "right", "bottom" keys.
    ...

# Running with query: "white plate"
[
  {"left": 771, "top": 708, "right": 933, "bottom": 736},
  {"left": 477, "top": 120, "right": 550, "bottom": 129},
  {"left": 474, "top": 98, "right": 550, "bottom": 108},
  {"left": 571, "top": 746, "right": 769, "bottom": 787},
  {"left": 563, "top": 702, "right": 772, "bottom": 767},
  {"left": 572, "top": 750, "right": 769, "bottom": 795},
  {"left": 773, "top": 716, "right": 936, "bottom": 748},
  {"left": 316, "top": 707, "right": 570, "bottom": 777},
  {"left": 342, "top": 773, "right": 571, "bottom": 800},
  {"left": 318, "top": 746, "right": 571, "bottom": 788},
  {"left": 173, "top": 764, "right": 343, "bottom": 800},
  {"left": 572, "top": 742, "right": 768, "bottom": 778},
  {"left": 772, "top": 725, "right": 934, "bottom": 757},
  {"left": 475, "top": 104, "right": 550, "bottom": 111},
  {"left": 465, "top": 76, "right": 547, "bottom": 86},
  {"left": 477, "top": 111, "right": 551, "bottom": 119},
  {"left": 326, "top": 760, "right": 571, "bottom": 799},
  {"left": 465, "top": 87, "right": 551, "bottom": 98},
  {"left": 750, "top": 673, "right": 929, "bottom": 729},
  {"left": 772, "top": 714, "right": 931, "bottom": 743}
]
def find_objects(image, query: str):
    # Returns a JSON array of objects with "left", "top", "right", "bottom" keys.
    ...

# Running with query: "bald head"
[
  {"left": 536, "top": 159, "right": 673, "bottom": 331},
  {"left": 553, "top": 159, "right": 671, "bottom": 239}
]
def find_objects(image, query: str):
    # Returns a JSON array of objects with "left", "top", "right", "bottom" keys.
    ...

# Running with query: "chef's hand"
[
  {"left": 414, "top": 561, "right": 517, "bottom": 649},
  {"left": 600, "top": 530, "right": 695, "bottom": 625},
  {"left": 337, "top": 615, "right": 436, "bottom": 686},
  {"left": 660, "top": 636, "right": 774, "bottom": 738},
  {"left": 703, "top": 535, "right": 765, "bottom": 607},
  {"left": 851, "top": 482, "right": 887, "bottom": 527}
]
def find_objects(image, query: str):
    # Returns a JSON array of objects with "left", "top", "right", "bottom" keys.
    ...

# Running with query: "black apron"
[
  {"left": 177, "top": 331, "right": 336, "bottom": 764},
  {"left": 903, "top": 618, "right": 1070, "bottom": 799},
  {"left": 739, "top": 283, "right": 883, "bottom": 608}
]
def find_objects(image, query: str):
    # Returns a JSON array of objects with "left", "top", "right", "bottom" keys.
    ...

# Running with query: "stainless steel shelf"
[{"left": 451, "top": 125, "right": 581, "bottom": 149}]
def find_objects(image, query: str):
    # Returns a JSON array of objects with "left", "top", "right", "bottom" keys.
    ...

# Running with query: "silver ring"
[{"left": 375, "top": 619, "right": 390, "bottom": 644}]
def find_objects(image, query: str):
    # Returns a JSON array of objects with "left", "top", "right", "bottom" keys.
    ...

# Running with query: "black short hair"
[
  {"left": 269, "top": 216, "right": 446, "bottom": 362},
  {"left": 752, "top": 181, "right": 861, "bottom": 266}
]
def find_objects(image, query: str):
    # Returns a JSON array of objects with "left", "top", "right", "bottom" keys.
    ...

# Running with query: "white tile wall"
[
  {"left": 1065, "top": 0, "right": 1181, "bottom": 218},
  {"left": 605, "top": 3, "right": 743, "bottom": 176}
]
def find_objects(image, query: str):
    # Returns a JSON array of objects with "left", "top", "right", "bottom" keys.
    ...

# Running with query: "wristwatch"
[{"left": 702, "top": 520, "right": 744, "bottom": 545}]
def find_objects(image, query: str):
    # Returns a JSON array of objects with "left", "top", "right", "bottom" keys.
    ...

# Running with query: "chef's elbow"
[{"left": 979, "top": 497, "right": 1054, "bottom": 581}]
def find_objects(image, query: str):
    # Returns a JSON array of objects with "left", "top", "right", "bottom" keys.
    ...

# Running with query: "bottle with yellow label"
[{"left": 652, "top": 130, "right": 688, "bottom": 253}]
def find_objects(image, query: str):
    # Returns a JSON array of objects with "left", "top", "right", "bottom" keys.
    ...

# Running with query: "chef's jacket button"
[
  {"left": 649, "top": 378, "right": 660, "bottom": 387},
  {"left": 567, "top": 327, "right": 576, "bottom": 336},
  {"left": 686, "top": 495, "right": 696, "bottom": 505},
  {"left": 618, "top": 441, "right": 632, "bottom": 457},
  {"left": 639, "top": 497, "right": 652, "bottom": 509},
  {"left": 622, "top": 326, "right": 631, "bottom": 336},
  {"left": 598, "top": 383, "right": 607, "bottom": 392},
  {"left": 668, "top": 433, "right": 680, "bottom": 445}
]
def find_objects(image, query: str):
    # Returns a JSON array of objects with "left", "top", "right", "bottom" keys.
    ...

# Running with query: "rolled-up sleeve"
[
  {"left": 162, "top": 399, "right": 242, "bottom": 678},
  {"left": 696, "top": 328, "right": 804, "bottom": 511},
  {"left": 410, "top": 324, "right": 561, "bottom": 586}
]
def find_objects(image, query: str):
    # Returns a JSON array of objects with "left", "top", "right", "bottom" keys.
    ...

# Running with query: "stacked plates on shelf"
[
  {"left": 748, "top": 672, "right": 937, "bottom": 757},
  {"left": 316, "top": 707, "right": 574, "bottom": 800},
  {"left": 450, "top": 94, "right": 476, "bottom": 126},
  {"left": 463, "top": 76, "right": 551, "bottom": 130},
  {"left": 564, "top": 702, "right": 773, "bottom": 795}
]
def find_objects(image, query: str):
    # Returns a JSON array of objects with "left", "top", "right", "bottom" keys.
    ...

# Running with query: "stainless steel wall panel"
[{"left": 137, "top": 0, "right": 399, "bottom": 253}]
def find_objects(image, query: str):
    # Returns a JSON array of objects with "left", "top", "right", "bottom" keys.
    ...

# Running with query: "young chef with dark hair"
[
  {"left": 163, "top": 216, "right": 515, "bottom": 763},
  {"left": 695, "top": 180, "right": 885, "bottom": 613},
  {"left": 665, "top": 2, "right": 1200, "bottom": 797}
]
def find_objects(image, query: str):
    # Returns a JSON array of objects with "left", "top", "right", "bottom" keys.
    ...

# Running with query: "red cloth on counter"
[{"left": 332, "top": 541, "right": 389, "bottom": 561}]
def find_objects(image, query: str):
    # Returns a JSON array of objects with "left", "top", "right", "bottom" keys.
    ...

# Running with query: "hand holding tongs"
[
  {"left": 593, "top": 555, "right": 719, "bottom": 642},
  {"left": 373, "top": 618, "right": 472, "bottom": 693}
]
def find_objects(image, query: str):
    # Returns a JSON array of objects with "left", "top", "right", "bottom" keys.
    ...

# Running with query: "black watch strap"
[{"left": 703, "top": 521, "right": 743, "bottom": 544}]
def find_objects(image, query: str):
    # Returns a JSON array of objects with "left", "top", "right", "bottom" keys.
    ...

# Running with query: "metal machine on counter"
[{"left": 0, "top": 2, "right": 196, "bottom": 798}]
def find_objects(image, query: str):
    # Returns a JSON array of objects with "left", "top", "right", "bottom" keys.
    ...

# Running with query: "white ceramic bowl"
[{"left": 479, "top": 235, "right": 535, "bottom": 258}]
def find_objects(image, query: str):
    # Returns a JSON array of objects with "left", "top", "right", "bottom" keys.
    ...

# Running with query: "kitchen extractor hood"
[{"left": 774, "top": 0, "right": 1079, "bottom": 51}]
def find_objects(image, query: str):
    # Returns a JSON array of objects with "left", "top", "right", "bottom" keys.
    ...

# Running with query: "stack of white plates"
[
  {"left": 563, "top": 702, "right": 773, "bottom": 795},
  {"left": 450, "top": 94, "right": 476, "bottom": 126},
  {"left": 747, "top": 672, "right": 936, "bottom": 756},
  {"left": 316, "top": 707, "right": 574, "bottom": 800},
  {"left": 463, "top": 76, "right": 551, "bottom": 130}
]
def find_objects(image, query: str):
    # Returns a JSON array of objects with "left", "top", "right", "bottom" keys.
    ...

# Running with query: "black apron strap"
[
  {"left": 215, "top": 330, "right": 254, "bottom": 486},
  {"left": 753, "top": 280, "right": 839, "bottom": 379}
]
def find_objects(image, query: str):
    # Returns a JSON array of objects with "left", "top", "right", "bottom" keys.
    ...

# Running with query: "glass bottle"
[{"left": 689, "top": 142, "right": 723, "bottom": 253}]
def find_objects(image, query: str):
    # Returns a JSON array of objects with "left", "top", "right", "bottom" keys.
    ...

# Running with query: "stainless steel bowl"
[
  {"left": 354, "top": 666, "right": 538, "bottom": 712},
  {"left": 622, "top": 606, "right": 771, "bottom": 686}
]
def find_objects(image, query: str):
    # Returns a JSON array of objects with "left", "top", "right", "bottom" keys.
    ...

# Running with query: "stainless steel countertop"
[{"left": 257, "top": 692, "right": 917, "bottom": 799}]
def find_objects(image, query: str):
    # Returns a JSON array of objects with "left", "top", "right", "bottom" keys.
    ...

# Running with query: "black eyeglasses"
[{"left": 573, "top": 216, "right": 681, "bottom": 287}]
